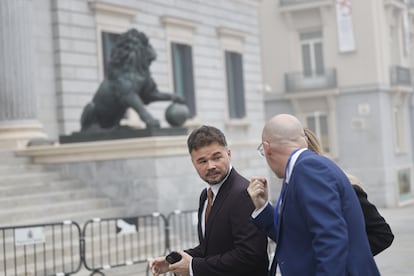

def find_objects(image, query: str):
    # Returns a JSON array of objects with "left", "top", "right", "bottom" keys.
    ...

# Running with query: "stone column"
[{"left": 0, "top": 0, "right": 46, "bottom": 149}]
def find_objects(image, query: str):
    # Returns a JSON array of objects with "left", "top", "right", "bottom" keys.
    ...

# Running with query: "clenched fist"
[{"left": 247, "top": 177, "right": 269, "bottom": 210}]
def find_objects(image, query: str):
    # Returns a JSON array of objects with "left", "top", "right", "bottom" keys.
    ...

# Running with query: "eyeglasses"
[{"left": 257, "top": 142, "right": 264, "bottom": 157}]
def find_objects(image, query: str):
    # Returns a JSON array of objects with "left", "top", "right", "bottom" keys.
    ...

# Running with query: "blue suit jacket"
[{"left": 253, "top": 150, "right": 380, "bottom": 276}]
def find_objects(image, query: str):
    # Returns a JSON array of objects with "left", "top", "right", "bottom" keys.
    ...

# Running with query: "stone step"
[
  {"left": 0, "top": 163, "right": 44, "bottom": 174},
  {"left": 21, "top": 207, "right": 128, "bottom": 226},
  {"left": 0, "top": 150, "right": 133, "bottom": 275},
  {"left": 0, "top": 189, "right": 98, "bottom": 208},
  {"left": 0, "top": 171, "right": 62, "bottom": 185},
  {"left": 0, "top": 206, "right": 127, "bottom": 228},
  {"left": 0, "top": 198, "right": 113, "bottom": 224},
  {"left": 0, "top": 150, "right": 31, "bottom": 165},
  {"left": 0, "top": 179, "right": 84, "bottom": 197}
]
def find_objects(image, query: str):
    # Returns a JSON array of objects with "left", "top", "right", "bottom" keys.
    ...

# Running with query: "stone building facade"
[
  {"left": 0, "top": 0, "right": 263, "bottom": 141},
  {"left": 0, "top": 0, "right": 271, "bottom": 214},
  {"left": 259, "top": 0, "right": 414, "bottom": 207}
]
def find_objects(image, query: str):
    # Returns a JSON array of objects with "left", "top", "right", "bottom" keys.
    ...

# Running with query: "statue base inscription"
[{"left": 59, "top": 126, "right": 188, "bottom": 144}]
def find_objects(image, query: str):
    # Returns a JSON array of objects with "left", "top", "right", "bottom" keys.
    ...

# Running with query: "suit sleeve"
[
  {"left": 353, "top": 184, "right": 394, "bottom": 255},
  {"left": 252, "top": 202, "right": 277, "bottom": 242}
]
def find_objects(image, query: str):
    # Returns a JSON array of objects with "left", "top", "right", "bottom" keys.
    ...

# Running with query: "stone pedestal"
[
  {"left": 16, "top": 136, "right": 271, "bottom": 215},
  {"left": 16, "top": 136, "right": 202, "bottom": 215},
  {"left": 0, "top": 121, "right": 47, "bottom": 150},
  {"left": 59, "top": 126, "right": 188, "bottom": 144}
]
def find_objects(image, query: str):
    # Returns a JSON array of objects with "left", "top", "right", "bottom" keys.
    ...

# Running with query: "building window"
[
  {"left": 217, "top": 27, "right": 247, "bottom": 125},
  {"left": 171, "top": 42, "right": 196, "bottom": 118},
  {"left": 300, "top": 31, "right": 324, "bottom": 77},
  {"left": 101, "top": 31, "right": 120, "bottom": 79},
  {"left": 306, "top": 112, "right": 330, "bottom": 153},
  {"left": 161, "top": 16, "right": 199, "bottom": 124},
  {"left": 393, "top": 106, "right": 406, "bottom": 153},
  {"left": 89, "top": 1, "right": 139, "bottom": 81},
  {"left": 225, "top": 51, "right": 246, "bottom": 119},
  {"left": 390, "top": 26, "right": 401, "bottom": 65},
  {"left": 397, "top": 168, "right": 413, "bottom": 204},
  {"left": 391, "top": 92, "right": 410, "bottom": 153}
]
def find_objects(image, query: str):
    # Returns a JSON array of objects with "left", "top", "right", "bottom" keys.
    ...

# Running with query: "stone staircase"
[
  {"left": 0, "top": 150, "right": 127, "bottom": 227},
  {"left": 0, "top": 150, "right": 168, "bottom": 275},
  {"left": 0, "top": 150, "right": 136, "bottom": 275}
]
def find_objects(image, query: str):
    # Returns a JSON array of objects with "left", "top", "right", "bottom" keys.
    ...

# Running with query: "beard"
[{"left": 204, "top": 169, "right": 226, "bottom": 185}]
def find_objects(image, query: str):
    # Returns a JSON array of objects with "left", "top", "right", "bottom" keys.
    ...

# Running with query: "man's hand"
[
  {"left": 169, "top": 251, "right": 192, "bottom": 276},
  {"left": 149, "top": 256, "right": 169, "bottom": 276},
  {"left": 248, "top": 177, "right": 268, "bottom": 209}
]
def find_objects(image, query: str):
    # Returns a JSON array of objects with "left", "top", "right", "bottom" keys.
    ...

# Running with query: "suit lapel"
[
  {"left": 275, "top": 151, "right": 305, "bottom": 244},
  {"left": 198, "top": 188, "right": 207, "bottom": 242},
  {"left": 204, "top": 169, "right": 235, "bottom": 239},
  {"left": 275, "top": 181, "right": 288, "bottom": 244}
]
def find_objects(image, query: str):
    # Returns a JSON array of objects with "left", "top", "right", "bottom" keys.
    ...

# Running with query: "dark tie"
[{"left": 205, "top": 188, "right": 213, "bottom": 224}]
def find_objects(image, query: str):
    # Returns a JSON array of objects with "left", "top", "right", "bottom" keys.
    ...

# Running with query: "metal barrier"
[
  {"left": 82, "top": 213, "right": 167, "bottom": 275},
  {"left": 0, "top": 210, "right": 277, "bottom": 275},
  {"left": 0, "top": 221, "right": 82, "bottom": 276},
  {"left": 163, "top": 209, "right": 276, "bottom": 276},
  {"left": 167, "top": 209, "right": 276, "bottom": 253},
  {"left": 166, "top": 210, "right": 199, "bottom": 252}
]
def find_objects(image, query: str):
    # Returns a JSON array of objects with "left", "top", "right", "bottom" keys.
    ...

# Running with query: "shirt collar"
[
  {"left": 285, "top": 148, "right": 307, "bottom": 184},
  {"left": 207, "top": 165, "right": 232, "bottom": 200}
]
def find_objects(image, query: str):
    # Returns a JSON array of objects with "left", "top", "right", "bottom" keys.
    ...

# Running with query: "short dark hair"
[{"left": 187, "top": 125, "right": 227, "bottom": 153}]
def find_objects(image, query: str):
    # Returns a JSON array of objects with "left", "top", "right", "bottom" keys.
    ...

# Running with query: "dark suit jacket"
[
  {"left": 254, "top": 150, "right": 380, "bottom": 276},
  {"left": 185, "top": 168, "right": 269, "bottom": 276},
  {"left": 353, "top": 184, "right": 394, "bottom": 255}
]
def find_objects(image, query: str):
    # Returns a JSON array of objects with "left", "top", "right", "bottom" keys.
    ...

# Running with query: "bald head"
[
  {"left": 260, "top": 114, "right": 308, "bottom": 178},
  {"left": 263, "top": 114, "right": 307, "bottom": 148}
]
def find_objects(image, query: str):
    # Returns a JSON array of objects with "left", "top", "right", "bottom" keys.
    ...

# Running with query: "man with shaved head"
[{"left": 248, "top": 114, "right": 380, "bottom": 276}]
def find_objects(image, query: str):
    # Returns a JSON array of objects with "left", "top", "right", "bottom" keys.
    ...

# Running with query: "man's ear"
[{"left": 263, "top": 141, "right": 271, "bottom": 156}]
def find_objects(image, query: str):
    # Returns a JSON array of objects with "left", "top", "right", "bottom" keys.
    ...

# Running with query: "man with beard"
[{"left": 149, "top": 125, "right": 269, "bottom": 276}]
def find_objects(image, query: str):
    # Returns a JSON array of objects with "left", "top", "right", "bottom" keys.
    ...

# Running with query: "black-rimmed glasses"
[{"left": 257, "top": 142, "right": 264, "bottom": 157}]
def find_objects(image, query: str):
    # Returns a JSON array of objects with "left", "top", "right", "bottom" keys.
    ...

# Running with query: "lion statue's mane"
[{"left": 80, "top": 28, "right": 183, "bottom": 131}]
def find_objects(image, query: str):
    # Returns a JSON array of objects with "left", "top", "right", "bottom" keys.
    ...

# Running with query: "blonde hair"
[
  {"left": 304, "top": 127, "right": 364, "bottom": 188},
  {"left": 345, "top": 173, "right": 361, "bottom": 185},
  {"left": 304, "top": 127, "right": 323, "bottom": 155}
]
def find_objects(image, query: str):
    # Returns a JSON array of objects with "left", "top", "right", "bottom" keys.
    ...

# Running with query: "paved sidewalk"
[{"left": 375, "top": 204, "right": 414, "bottom": 275}]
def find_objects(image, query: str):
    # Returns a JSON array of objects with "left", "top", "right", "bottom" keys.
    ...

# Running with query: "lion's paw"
[
  {"left": 146, "top": 119, "right": 160, "bottom": 129},
  {"left": 172, "top": 95, "right": 186, "bottom": 104}
]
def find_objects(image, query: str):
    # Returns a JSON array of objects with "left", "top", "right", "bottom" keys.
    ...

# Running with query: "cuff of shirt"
[
  {"left": 251, "top": 202, "right": 270, "bottom": 218},
  {"left": 189, "top": 258, "right": 194, "bottom": 276}
]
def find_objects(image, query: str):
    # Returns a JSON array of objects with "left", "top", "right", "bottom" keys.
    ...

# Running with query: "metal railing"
[
  {"left": 82, "top": 214, "right": 167, "bottom": 275},
  {"left": 0, "top": 210, "right": 276, "bottom": 275},
  {"left": 284, "top": 68, "right": 337, "bottom": 92},
  {"left": 0, "top": 221, "right": 82, "bottom": 276},
  {"left": 166, "top": 210, "right": 199, "bottom": 251},
  {"left": 280, "top": 0, "right": 322, "bottom": 6}
]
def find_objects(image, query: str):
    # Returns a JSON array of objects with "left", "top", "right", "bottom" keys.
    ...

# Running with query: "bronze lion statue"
[{"left": 80, "top": 28, "right": 184, "bottom": 131}]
